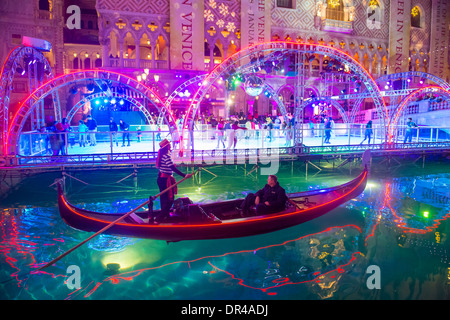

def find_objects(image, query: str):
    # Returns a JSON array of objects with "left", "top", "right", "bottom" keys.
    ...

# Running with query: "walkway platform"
[{"left": 2, "top": 133, "right": 449, "bottom": 173}]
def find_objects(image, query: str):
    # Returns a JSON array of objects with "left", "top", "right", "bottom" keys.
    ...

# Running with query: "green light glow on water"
[{"left": 0, "top": 160, "right": 449, "bottom": 300}]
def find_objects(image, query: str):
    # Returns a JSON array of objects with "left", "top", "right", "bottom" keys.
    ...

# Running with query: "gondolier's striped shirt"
[{"left": 159, "top": 153, "right": 175, "bottom": 175}]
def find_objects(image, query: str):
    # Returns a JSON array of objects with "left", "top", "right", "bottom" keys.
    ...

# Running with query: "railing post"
[
  {"left": 28, "top": 133, "right": 32, "bottom": 156},
  {"left": 152, "top": 131, "right": 155, "bottom": 152},
  {"left": 110, "top": 131, "right": 113, "bottom": 154},
  {"left": 321, "top": 126, "right": 324, "bottom": 146},
  {"left": 347, "top": 123, "right": 351, "bottom": 146},
  {"left": 65, "top": 132, "right": 68, "bottom": 156}
]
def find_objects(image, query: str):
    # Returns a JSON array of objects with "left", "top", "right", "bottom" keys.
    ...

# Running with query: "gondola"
[{"left": 57, "top": 167, "right": 368, "bottom": 242}]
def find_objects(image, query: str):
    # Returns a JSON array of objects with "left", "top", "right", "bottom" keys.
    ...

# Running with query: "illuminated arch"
[
  {"left": 66, "top": 91, "right": 156, "bottom": 125},
  {"left": 303, "top": 98, "right": 349, "bottom": 124},
  {"left": 276, "top": 84, "right": 295, "bottom": 97},
  {"left": 389, "top": 86, "right": 450, "bottom": 142},
  {"left": 182, "top": 41, "right": 387, "bottom": 148},
  {"left": 157, "top": 74, "right": 207, "bottom": 127},
  {"left": 5, "top": 70, "right": 177, "bottom": 155},
  {"left": 276, "top": 84, "right": 295, "bottom": 110},
  {"left": 256, "top": 82, "right": 288, "bottom": 116},
  {"left": 349, "top": 71, "right": 450, "bottom": 123},
  {"left": 305, "top": 86, "right": 320, "bottom": 98},
  {"left": 0, "top": 45, "right": 59, "bottom": 155}
]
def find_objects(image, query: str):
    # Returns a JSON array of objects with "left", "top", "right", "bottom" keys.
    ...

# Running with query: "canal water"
[{"left": 0, "top": 158, "right": 449, "bottom": 300}]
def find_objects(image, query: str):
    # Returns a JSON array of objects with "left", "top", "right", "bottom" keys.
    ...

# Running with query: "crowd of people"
[
  {"left": 38, "top": 114, "right": 139, "bottom": 157},
  {"left": 188, "top": 112, "right": 297, "bottom": 148},
  {"left": 32, "top": 111, "right": 340, "bottom": 157},
  {"left": 184, "top": 111, "right": 340, "bottom": 148},
  {"left": 26, "top": 110, "right": 420, "bottom": 158}
]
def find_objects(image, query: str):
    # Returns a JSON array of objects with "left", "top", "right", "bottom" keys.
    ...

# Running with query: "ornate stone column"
[
  {"left": 208, "top": 41, "right": 214, "bottom": 71},
  {"left": 150, "top": 39, "right": 156, "bottom": 69},
  {"left": 119, "top": 41, "right": 124, "bottom": 67},
  {"left": 135, "top": 39, "right": 140, "bottom": 69},
  {"left": 100, "top": 37, "right": 110, "bottom": 67}
]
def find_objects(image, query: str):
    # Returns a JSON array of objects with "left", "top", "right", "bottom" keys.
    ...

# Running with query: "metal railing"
[{"left": 10, "top": 124, "right": 450, "bottom": 166}]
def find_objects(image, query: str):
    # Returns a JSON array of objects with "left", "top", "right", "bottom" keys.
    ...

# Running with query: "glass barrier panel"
[{"left": 16, "top": 125, "right": 450, "bottom": 158}]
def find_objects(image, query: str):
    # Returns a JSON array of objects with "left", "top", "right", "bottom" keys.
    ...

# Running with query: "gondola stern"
[{"left": 57, "top": 181, "right": 64, "bottom": 198}]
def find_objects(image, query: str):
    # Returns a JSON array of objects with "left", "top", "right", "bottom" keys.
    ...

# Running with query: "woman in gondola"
[{"left": 153, "top": 139, "right": 192, "bottom": 223}]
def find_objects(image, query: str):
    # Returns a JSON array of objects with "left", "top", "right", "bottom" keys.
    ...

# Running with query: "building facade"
[{"left": 1, "top": 0, "right": 449, "bottom": 121}]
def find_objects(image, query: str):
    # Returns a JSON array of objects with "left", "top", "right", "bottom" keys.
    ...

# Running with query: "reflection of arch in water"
[
  {"left": 183, "top": 41, "right": 387, "bottom": 147},
  {"left": 66, "top": 91, "right": 157, "bottom": 125},
  {"left": 381, "top": 180, "right": 450, "bottom": 235},
  {"left": 5, "top": 70, "right": 176, "bottom": 155}
]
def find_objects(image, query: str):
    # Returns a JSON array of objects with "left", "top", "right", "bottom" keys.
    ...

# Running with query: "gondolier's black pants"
[{"left": 156, "top": 173, "right": 174, "bottom": 221}]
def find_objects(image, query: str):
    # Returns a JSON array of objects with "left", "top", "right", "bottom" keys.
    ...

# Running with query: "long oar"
[{"left": 38, "top": 168, "right": 199, "bottom": 271}]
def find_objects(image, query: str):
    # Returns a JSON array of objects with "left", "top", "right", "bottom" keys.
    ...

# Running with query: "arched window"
[
  {"left": 326, "top": 0, "right": 345, "bottom": 21},
  {"left": 95, "top": 58, "right": 102, "bottom": 68},
  {"left": 411, "top": 6, "right": 421, "bottom": 28},
  {"left": 365, "top": 0, "right": 384, "bottom": 28},
  {"left": 204, "top": 42, "right": 222, "bottom": 57}
]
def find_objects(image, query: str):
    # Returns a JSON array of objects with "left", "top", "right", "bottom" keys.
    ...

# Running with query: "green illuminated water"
[{"left": 0, "top": 159, "right": 449, "bottom": 300}]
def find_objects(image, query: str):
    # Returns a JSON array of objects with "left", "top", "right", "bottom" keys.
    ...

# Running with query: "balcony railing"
[
  {"left": 108, "top": 58, "right": 168, "bottom": 70},
  {"left": 321, "top": 19, "right": 353, "bottom": 34}
]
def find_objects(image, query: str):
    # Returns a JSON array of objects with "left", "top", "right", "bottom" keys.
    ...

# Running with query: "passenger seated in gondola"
[{"left": 239, "top": 175, "right": 287, "bottom": 216}]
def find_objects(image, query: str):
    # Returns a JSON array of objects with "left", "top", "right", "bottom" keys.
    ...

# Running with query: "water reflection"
[
  {"left": 0, "top": 168, "right": 449, "bottom": 300},
  {"left": 205, "top": 225, "right": 363, "bottom": 299},
  {"left": 0, "top": 207, "right": 68, "bottom": 299}
]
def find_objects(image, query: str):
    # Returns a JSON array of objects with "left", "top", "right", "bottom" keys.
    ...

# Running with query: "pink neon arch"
[
  {"left": 5, "top": 70, "right": 178, "bottom": 155},
  {"left": 389, "top": 85, "right": 450, "bottom": 143},
  {"left": 181, "top": 41, "right": 388, "bottom": 149},
  {"left": 1, "top": 45, "right": 57, "bottom": 155}
]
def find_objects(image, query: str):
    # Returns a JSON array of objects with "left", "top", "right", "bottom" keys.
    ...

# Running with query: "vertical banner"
[
  {"left": 240, "top": 0, "right": 271, "bottom": 49},
  {"left": 429, "top": 0, "right": 450, "bottom": 79},
  {"left": 388, "top": 0, "right": 411, "bottom": 74},
  {"left": 170, "top": 0, "right": 204, "bottom": 71}
]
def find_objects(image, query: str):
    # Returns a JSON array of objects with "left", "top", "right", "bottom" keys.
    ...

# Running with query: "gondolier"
[{"left": 154, "top": 139, "right": 192, "bottom": 223}]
